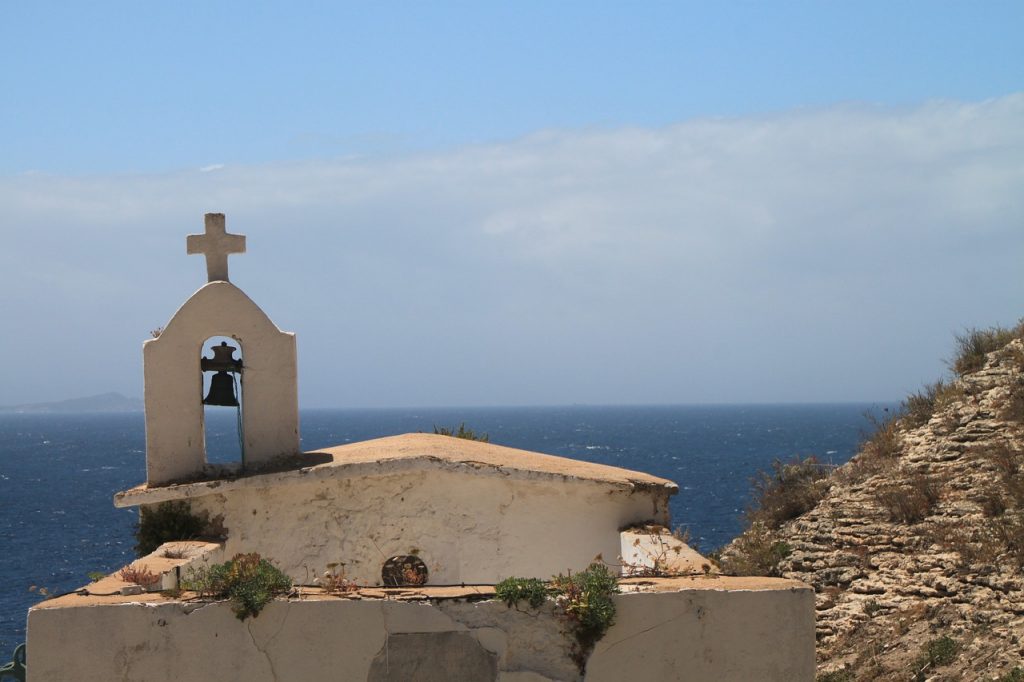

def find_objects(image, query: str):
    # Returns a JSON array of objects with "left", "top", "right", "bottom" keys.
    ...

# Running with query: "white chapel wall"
[{"left": 182, "top": 469, "right": 667, "bottom": 585}]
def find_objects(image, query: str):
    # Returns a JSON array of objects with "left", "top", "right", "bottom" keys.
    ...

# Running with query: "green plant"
[
  {"left": 911, "top": 635, "right": 959, "bottom": 679},
  {"left": 495, "top": 563, "right": 619, "bottom": 675},
  {"left": 551, "top": 562, "right": 619, "bottom": 674},
  {"left": 998, "top": 668, "right": 1024, "bottom": 682},
  {"left": 951, "top": 324, "right": 1024, "bottom": 376},
  {"left": 87, "top": 571, "right": 107, "bottom": 583},
  {"left": 433, "top": 423, "right": 489, "bottom": 442},
  {"left": 134, "top": 501, "right": 210, "bottom": 557},
  {"left": 747, "top": 456, "right": 831, "bottom": 529},
  {"left": 495, "top": 576, "right": 548, "bottom": 608},
  {"left": 182, "top": 553, "right": 292, "bottom": 620}
]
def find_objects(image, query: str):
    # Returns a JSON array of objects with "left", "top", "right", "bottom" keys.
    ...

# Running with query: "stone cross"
[{"left": 187, "top": 213, "right": 247, "bottom": 282}]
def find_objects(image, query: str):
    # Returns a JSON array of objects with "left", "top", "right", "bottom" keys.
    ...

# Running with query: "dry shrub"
[
  {"left": 998, "top": 375, "right": 1024, "bottom": 423},
  {"left": 748, "top": 456, "right": 832, "bottom": 529},
  {"left": 861, "top": 413, "right": 903, "bottom": 462},
  {"left": 981, "top": 441, "right": 1024, "bottom": 508},
  {"left": 929, "top": 521, "right": 1002, "bottom": 571},
  {"left": 875, "top": 474, "right": 941, "bottom": 524},
  {"left": 902, "top": 380, "right": 963, "bottom": 428},
  {"left": 118, "top": 564, "right": 159, "bottom": 587},
  {"left": 893, "top": 602, "right": 930, "bottom": 637},
  {"left": 992, "top": 512, "right": 1024, "bottom": 569},
  {"left": 951, "top": 324, "right": 1024, "bottom": 376},
  {"left": 316, "top": 563, "right": 358, "bottom": 594},
  {"left": 621, "top": 526, "right": 693, "bottom": 577},
  {"left": 984, "top": 441, "right": 1021, "bottom": 481},
  {"left": 818, "top": 585, "right": 842, "bottom": 610},
  {"left": 719, "top": 522, "right": 791, "bottom": 577},
  {"left": 980, "top": 490, "right": 1008, "bottom": 518}
]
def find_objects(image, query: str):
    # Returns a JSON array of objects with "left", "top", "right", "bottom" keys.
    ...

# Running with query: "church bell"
[
  {"left": 204, "top": 371, "right": 239, "bottom": 407},
  {"left": 201, "top": 341, "right": 243, "bottom": 407}
]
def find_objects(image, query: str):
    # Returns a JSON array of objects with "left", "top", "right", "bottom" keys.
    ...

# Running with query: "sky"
[{"left": 1, "top": 2, "right": 1022, "bottom": 408}]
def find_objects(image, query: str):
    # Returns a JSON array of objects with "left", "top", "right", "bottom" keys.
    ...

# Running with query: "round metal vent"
[{"left": 381, "top": 555, "right": 428, "bottom": 587}]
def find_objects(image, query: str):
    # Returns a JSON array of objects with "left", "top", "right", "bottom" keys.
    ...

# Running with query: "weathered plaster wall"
[
  {"left": 27, "top": 584, "right": 814, "bottom": 682},
  {"left": 588, "top": 586, "right": 815, "bottom": 681},
  {"left": 144, "top": 281, "right": 299, "bottom": 485},
  {"left": 184, "top": 468, "right": 663, "bottom": 584}
]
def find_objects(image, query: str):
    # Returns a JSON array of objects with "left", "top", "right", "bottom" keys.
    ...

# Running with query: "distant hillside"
[
  {"left": 721, "top": 326, "right": 1024, "bottom": 681},
  {"left": 0, "top": 392, "right": 143, "bottom": 413}
]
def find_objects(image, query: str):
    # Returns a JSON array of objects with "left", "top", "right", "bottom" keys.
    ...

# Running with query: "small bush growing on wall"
[
  {"left": 495, "top": 576, "right": 548, "bottom": 608},
  {"left": 182, "top": 553, "right": 292, "bottom": 620},
  {"left": 134, "top": 501, "right": 209, "bottom": 557},
  {"left": 495, "top": 562, "right": 619, "bottom": 675},
  {"left": 551, "top": 562, "right": 619, "bottom": 674}
]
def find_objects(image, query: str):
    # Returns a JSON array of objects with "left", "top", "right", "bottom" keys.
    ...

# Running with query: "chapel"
[{"left": 24, "top": 214, "right": 815, "bottom": 682}]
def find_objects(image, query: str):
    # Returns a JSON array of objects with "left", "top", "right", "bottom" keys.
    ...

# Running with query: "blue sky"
[
  {"left": 1, "top": 2, "right": 1022, "bottom": 407},
  {"left": 5, "top": 2, "right": 1021, "bottom": 173}
]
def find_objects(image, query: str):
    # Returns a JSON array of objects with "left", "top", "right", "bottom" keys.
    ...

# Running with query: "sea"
[{"left": 0, "top": 402, "right": 891, "bottom": 658}]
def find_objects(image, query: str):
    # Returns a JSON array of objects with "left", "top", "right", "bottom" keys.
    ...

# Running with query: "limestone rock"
[{"left": 723, "top": 337, "right": 1024, "bottom": 681}]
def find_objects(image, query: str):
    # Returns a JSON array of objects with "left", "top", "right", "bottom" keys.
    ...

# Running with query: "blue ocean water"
[{"left": 0, "top": 403, "right": 888, "bottom": 656}]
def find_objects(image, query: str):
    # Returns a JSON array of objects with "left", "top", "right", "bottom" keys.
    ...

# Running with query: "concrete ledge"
[{"left": 28, "top": 577, "right": 814, "bottom": 682}]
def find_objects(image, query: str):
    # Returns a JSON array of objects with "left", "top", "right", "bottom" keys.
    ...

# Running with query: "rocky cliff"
[{"left": 723, "top": 334, "right": 1024, "bottom": 681}]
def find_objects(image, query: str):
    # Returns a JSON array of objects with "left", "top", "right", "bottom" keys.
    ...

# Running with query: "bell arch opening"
[{"left": 200, "top": 336, "right": 244, "bottom": 466}]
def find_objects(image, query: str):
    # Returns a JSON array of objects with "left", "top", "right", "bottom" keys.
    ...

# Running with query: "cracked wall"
[
  {"left": 27, "top": 583, "right": 813, "bottom": 681},
  {"left": 184, "top": 468, "right": 664, "bottom": 585}
]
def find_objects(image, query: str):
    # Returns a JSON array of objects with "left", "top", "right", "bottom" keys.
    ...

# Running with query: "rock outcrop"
[{"left": 724, "top": 337, "right": 1024, "bottom": 681}]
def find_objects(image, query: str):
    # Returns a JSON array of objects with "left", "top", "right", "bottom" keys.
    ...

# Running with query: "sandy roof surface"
[
  {"left": 312, "top": 433, "right": 674, "bottom": 487},
  {"left": 116, "top": 433, "right": 677, "bottom": 506}
]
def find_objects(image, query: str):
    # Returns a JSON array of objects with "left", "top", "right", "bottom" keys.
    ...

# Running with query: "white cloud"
[{"left": 1, "top": 94, "right": 1022, "bottom": 407}]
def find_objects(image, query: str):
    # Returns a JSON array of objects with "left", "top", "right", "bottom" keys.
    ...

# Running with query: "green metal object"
[{"left": 0, "top": 643, "right": 25, "bottom": 682}]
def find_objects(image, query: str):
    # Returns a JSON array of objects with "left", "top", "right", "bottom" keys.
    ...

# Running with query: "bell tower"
[{"left": 142, "top": 213, "right": 300, "bottom": 486}]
